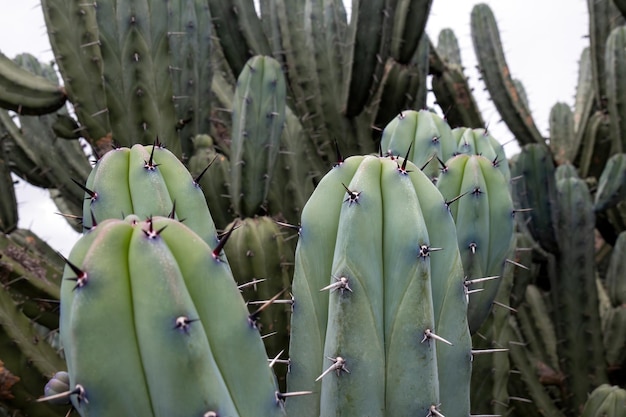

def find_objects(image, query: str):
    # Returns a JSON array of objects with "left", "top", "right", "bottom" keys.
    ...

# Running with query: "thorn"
[
  {"left": 342, "top": 183, "right": 361, "bottom": 205},
  {"left": 320, "top": 275, "right": 352, "bottom": 294},
  {"left": 422, "top": 328, "right": 453, "bottom": 346},
  {"left": 142, "top": 217, "right": 167, "bottom": 239},
  {"left": 145, "top": 144, "right": 160, "bottom": 170},
  {"left": 37, "top": 383, "right": 86, "bottom": 404},
  {"left": 493, "top": 301, "right": 517, "bottom": 313},
  {"left": 275, "top": 390, "right": 314, "bottom": 403},
  {"left": 60, "top": 253, "right": 88, "bottom": 290},
  {"left": 469, "top": 242, "right": 477, "bottom": 254},
  {"left": 168, "top": 201, "right": 177, "bottom": 219},
  {"left": 505, "top": 258, "right": 529, "bottom": 270},
  {"left": 419, "top": 244, "right": 442, "bottom": 258},
  {"left": 261, "top": 331, "right": 277, "bottom": 339},
  {"left": 72, "top": 178, "right": 97, "bottom": 201},
  {"left": 508, "top": 396, "right": 533, "bottom": 403},
  {"left": 464, "top": 276, "right": 500, "bottom": 286},
  {"left": 274, "top": 220, "right": 300, "bottom": 230},
  {"left": 248, "top": 288, "right": 288, "bottom": 326},
  {"left": 420, "top": 153, "right": 437, "bottom": 171},
  {"left": 268, "top": 350, "right": 285, "bottom": 368},
  {"left": 428, "top": 404, "right": 445, "bottom": 417},
  {"left": 212, "top": 221, "right": 238, "bottom": 260},
  {"left": 397, "top": 143, "right": 413, "bottom": 174},
  {"left": 194, "top": 155, "right": 218, "bottom": 184},
  {"left": 444, "top": 191, "right": 467, "bottom": 208},
  {"left": 315, "top": 356, "right": 350, "bottom": 381},
  {"left": 471, "top": 348, "right": 509, "bottom": 355},
  {"left": 203, "top": 412, "right": 218, "bottom": 417},
  {"left": 174, "top": 316, "right": 198, "bottom": 333},
  {"left": 238, "top": 278, "right": 266, "bottom": 291},
  {"left": 334, "top": 139, "right": 343, "bottom": 166}
]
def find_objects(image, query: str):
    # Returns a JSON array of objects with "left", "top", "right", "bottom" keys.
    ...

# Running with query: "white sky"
[{"left": 0, "top": 0, "right": 588, "bottom": 254}]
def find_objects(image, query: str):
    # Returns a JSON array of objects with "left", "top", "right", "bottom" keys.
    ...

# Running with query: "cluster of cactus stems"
[{"left": 0, "top": 1, "right": 625, "bottom": 417}]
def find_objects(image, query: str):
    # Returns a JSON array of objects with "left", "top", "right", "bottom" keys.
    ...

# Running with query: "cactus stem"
[
  {"left": 504, "top": 258, "right": 529, "bottom": 270},
  {"left": 422, "top": 328, "right": 453, "bottom": 346},
  {"left": 268, "top": 350, "right": 285, "bottom": 368},
  {"left": 320, "top": 275, "right": 353, "bottom": 294},
  {"left": 71, "top": 178, "right": 97, "bottom": 201},
  {"left": 174, "top": 316, "right": 198, "bottom": 333},
  {"left": 341, "top": 183, "right": 361, "bottom": 205},
  {"left": 193, "top": 156, "right": 218, "bottom": 185},
  {"left": 428, "top": 404, "right": 445, "bottom": 417},
  {"left": 492, "top": 300, "right": 517, "bottom": 313},
  {"left": 238, "top": 278, "right": 267, "bottom": 291},
  {"left": 315, "top": 356, "right": 350, "bottom": 381}
]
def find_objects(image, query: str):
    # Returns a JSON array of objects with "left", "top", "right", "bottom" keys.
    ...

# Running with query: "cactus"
[
  {"left": 80, "top": 143, "right": 216, "bottom": 245},
  {"left": 581, "top": 385, "right": 626, "bottom": 417},
  {"left": 59, "top": 215, "right": 285, "bottom": 416},
  {"left": 229, "top": 55, "right": 286, "bottom": 218},
  {"left": 436, "top": 153, "right": 514, "bottom": 333},
  {"left": 223, "top": 216, "right": 294, "bottom": 390},
  {"left": 286, "top": 154, "right": 471, "bottom": 416},
  {"left": 470, "top": 3, "right": 545, "bottom": 146}
]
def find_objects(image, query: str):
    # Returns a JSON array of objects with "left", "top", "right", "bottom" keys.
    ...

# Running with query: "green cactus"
[
  {"left": 229, "top": 55, "right": 286, "bottom": 218},
  {"left": 286, "top": 154, "right": 471, "bottom": 417},
  {"left": 436, "top": 153, "right": 514, "bottom": 333},
  {"left": 60, "top": 215, "right": 285, "bottom": 416},
  {"left": 581, "top": 384, "right": 626, "bottom": 417},
  {"left": 595, "top": 153, "right": 626, "bottom": 211},
  {"left": 470, "top": 3, "right": 545, "bottom": 146},
  {"left": 80, "top": 143, "right": 217, "bottom": 245},
  {"left": 380, "top": 109, "right": 456, "bottom": 180},
  {"left": 223, "top": 216, "right": 294, "bottom": 390}
]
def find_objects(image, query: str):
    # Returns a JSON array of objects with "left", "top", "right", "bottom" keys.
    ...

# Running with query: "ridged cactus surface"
[
  {"left": 60, "top": 216, "right": 285, "bottom": 417},
  {"left": 286, "top": 154, "right": 471, "bottom": 417}
]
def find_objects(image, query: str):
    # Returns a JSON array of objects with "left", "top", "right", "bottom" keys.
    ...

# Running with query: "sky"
[{"left": 0, "top": 0, "right": 588, "bottom": 255}]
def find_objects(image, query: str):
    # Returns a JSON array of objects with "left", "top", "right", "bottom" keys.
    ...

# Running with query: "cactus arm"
[
  {"left": 605, "top": 26, "right": 626, "bottom": 153},
  {"left": 389, "top": 0, "right": 432, "bottom": 64},
  {"left": 549, "top": 102, "right": 576, "bottom": 165},
  {"left": 0, "top": 140, "right": 17, "bottom": 233},
  {"left": 470, "top": 3, "right": 545, "bottom": 146},
  {"left": 40, "top": 0, "right": 110, "bottom": 145},
  {"left": 166, "top": 0, "right": 214, "bottom": 160},
  {"left": 0, "top": 50, "right": 66, "bottom": 116},
  {"left": 208, "top": 0, "right": 271, "bottom": 77},
  {"left": 159, "top": 217, "right": 285, "bottom": 416},
  {"left": 229, "top": 56, "right": 286, "bottom": 217},
  {"left": 94, "top": 0, "right": 179, "bottom": 155},
  {"left": 342, "top": 0, "right": 394, "bottom": 118},
  {"left": 382, "top": 160, "right": 439, "bottom": 414},
  {"left": 286, "top": 157, "right": 363, "bottom": 417}
]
